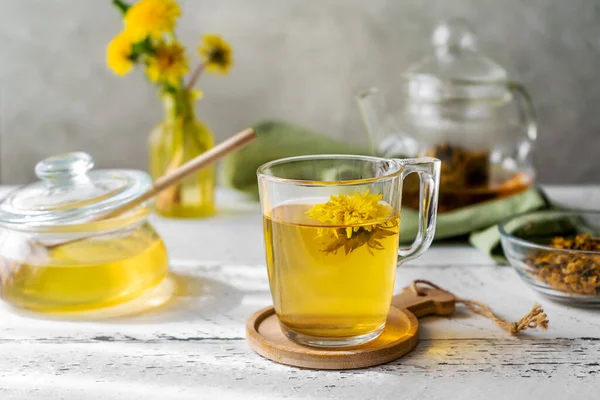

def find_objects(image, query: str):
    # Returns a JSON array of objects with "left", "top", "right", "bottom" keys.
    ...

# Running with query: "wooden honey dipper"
[{"left": 98, "top": 128, "right": 255, "bottom": 220}]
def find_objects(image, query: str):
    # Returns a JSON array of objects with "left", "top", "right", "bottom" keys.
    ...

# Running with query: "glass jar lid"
[
  {"left": 405, "top": 18, "right": 508, "bottom": 102},
  {"left": 0, "top": 152, "right": 152, "bottom": 227}
]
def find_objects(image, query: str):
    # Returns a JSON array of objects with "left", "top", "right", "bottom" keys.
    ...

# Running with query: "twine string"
[{"left": 410, "top": 279, "right": 549, "bottom": 336}]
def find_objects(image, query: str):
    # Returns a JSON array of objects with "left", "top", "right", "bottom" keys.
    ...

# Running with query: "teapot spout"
[{"left": 356, "top": 88, "right": 383, "bottom": 152}]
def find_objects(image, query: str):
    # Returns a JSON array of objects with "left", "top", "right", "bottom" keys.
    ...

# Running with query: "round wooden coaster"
[{"left": 245, "top": 306, "right": 419, "bottom": 370}]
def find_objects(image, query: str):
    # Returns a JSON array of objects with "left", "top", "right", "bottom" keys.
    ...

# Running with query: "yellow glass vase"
[{"left": 149, "top": 91, "right": 216, "bottom": 218}]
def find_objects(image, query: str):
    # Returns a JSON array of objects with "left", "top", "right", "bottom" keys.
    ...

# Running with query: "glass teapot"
[{"left": 357, "top": 19, "right": 537, "bottom": 212}]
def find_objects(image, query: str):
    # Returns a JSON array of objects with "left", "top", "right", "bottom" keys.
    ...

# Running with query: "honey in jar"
[{"left": 0, "top": 152, "right": 170, "bottom": 313}]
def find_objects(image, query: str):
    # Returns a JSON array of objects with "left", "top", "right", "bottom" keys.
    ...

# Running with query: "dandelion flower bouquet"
[{"left": 107, "top": 0, "right": 233, "bottom": 218}]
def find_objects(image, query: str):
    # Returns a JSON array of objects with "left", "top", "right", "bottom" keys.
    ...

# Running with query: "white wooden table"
[{"left": 1, "top": 186, "right": 599, "bottom": 399}]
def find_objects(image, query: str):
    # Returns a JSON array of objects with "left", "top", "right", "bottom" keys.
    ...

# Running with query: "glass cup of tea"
[{"left": 258, "top": 155, "right": 440, "bottom": 348}]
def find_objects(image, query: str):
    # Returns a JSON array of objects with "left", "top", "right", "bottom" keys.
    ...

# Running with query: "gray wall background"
[{"left": 0, "top": 0, "right": 599, "bottom": 184}]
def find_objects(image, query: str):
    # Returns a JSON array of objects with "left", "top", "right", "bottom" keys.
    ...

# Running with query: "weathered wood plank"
[
  {"left": 2, "top": 263, "right": 599, "bottom": 341},
  {"left": 1, "top": 186, "right": 599, "bottom": 399},
  {"left": 1, "top": 339, "right": 598, "bottom": 400},
  {"left": 149, "top": 185, "right": 600, "bottom": 268}
]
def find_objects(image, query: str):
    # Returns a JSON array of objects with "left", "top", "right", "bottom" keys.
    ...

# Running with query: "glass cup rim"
[{"left": 257, "top": 154, "right": 403, "bottom": 186}]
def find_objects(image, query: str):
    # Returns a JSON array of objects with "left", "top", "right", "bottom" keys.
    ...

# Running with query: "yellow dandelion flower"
[
  {"left": 307, "top": 189, "right": 392, "bottom": 238},
  {"left": 106, "top": 32, "right": 134, "bottom": 76},
  {"left": 124, "top": 0, "right": 181, "bottom": 42},
  {"left": 198, "top": 34, "right": 233, "bottom": 75},
  {"left": 145, "top": 41, "right": 189, "bottom": 85}
]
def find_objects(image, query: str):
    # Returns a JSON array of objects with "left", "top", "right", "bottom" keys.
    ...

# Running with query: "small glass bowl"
[{"left": 499, "top": 210, "right": 600, "bottom": 306}]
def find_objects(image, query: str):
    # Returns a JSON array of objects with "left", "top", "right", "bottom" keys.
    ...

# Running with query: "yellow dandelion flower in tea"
[
  {"left": 198, "top": 34, "right": 234, "bottom": 75},
  {"left": 307, "top": 190, "right": 398, "bottom": 255},
  {"left": 106, "top": 32, "right": 134, "bottom": 76},
  {"left": 124, "top": 0, "right": 181, "bottom": 41},
  {"left": 307, "top": 190, "right": 392, "bottom": 239},
  {"left": 145, "top": 41, "right": 189, "bottom": 85}
]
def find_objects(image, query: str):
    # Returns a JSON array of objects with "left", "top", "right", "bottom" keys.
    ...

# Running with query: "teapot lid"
[
  {"left": 405, "top": 19, "right": 508, "bottom": 100},
  {"left": 0, "top": 152, "right": 152, "bottom": 227}
]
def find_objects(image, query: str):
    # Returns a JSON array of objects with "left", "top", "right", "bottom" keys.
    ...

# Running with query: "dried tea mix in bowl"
[{"left": 526, "top": 234, "right": 600, "bottom": 296}]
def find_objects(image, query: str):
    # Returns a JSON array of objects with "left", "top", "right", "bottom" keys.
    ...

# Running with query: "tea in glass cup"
[{"left": 258, "top": 155, "right": 440, "bottom": 348}]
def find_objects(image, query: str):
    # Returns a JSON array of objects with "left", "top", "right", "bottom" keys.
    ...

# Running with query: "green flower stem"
[
  {"left": 162, "top": 90, "right": 206, "bottom": 152},
  {"left": 186, "top": 63, "right": 205, "bottom": 90},
  {"left": 112, "top": 0, "right": 130, "bottom": 15}
]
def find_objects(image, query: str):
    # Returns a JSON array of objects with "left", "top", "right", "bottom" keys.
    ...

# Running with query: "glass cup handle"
[
  {"left": 507, "top": 81, "right": 537, "bottom": 142},
  {"left": 397, "top": 157, "right": 441, "bottom": 265}
]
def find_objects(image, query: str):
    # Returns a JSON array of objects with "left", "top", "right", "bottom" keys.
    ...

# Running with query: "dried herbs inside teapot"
[{"left": 403, "top": 143, "right": 532, "bottom": 213}]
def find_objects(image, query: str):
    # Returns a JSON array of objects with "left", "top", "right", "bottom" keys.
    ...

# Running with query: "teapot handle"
[{"left": 507, "top": 81, "right": 537, "bottom": 142}]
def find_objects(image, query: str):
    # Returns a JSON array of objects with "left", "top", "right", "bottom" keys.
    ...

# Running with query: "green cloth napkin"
[
  {"left": 222, "top": 120, "right": 549, "bottom": 263},
  {"left": 401, "top": 188, "right": 548, "bottom": 259},
  {"left": 222, "top": 120, "right": 369, "bottom": 197}
]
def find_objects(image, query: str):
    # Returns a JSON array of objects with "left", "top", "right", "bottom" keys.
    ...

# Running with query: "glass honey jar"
[{"left": 0, "top": 152, "right": 169, "bottom": 313}]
